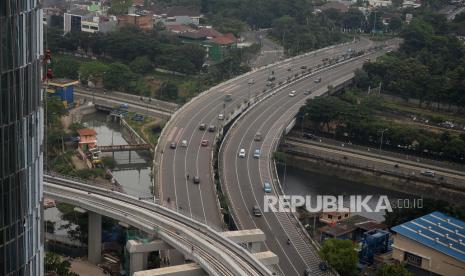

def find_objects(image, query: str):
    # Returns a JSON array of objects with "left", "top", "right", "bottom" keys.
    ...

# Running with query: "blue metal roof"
[{"left": 391, "top": 211, "right": 465, "bottom": 263}]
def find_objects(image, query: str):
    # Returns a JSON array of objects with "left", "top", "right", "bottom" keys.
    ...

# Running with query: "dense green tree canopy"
[
  {"left": 103, "top": 62, "right": 135, "bottom": 91},
  {"left": 319, "top": 239, "right": 358, "bottom": 276}
]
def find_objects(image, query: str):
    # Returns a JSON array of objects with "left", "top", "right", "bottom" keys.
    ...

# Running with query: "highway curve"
[
  {"left": 220, "top": 41, "right": 399, "bottom": 275},
  {"left": 155, "top": 38, "right": 374, "bottom": 229}
]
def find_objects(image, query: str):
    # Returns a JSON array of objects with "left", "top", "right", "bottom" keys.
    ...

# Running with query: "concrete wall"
[
  {"left": 280, "top": 152, "right": 465, "bottom": 202},
  {"left": 392, "top": 234, "right": 465, "bottom": 275}
]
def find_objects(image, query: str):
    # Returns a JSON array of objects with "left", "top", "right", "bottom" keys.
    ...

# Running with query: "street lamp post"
[
  {"left": 301, "top": 113, "right": 308, "bottom": 137},
  {"left": 379, "top": 128, "right": 388, "bottom": 152}
]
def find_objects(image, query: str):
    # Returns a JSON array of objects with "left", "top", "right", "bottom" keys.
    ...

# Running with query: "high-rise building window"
[{"left": 0, "top": 1, "right": 43, "bottom": 275}]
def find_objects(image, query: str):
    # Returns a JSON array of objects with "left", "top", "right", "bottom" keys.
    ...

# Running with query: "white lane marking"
[
  {"left": 174, "top": 128, "right": 183, "bottom": 143},
  {"left": 160, "top": 39, "right": 372, "bottom": 219},
  {"left": 226, "top": 61, "right": 364, "bottom": 273},
  {"left": 237, "top": 95, "right": 302, "bottom": 274},
  {"left": 166, "top": 127, "right": 178, "bottom": 142},
  {"left": 224, "top": 126, "right": 286, "bottom": 276}
]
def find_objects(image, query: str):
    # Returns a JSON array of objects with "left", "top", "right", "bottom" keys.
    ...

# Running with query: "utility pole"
[
  {"left": 379, "top": 128, "right": 388, "bottom": 152},
  {"left": 301, "top": 113, "right": 308, "bottom": 136},
  {"left": 372, "top": 11, "right": 377, "bottom": 36}
]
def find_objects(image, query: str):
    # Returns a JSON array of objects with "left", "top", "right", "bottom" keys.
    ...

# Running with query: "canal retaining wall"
[{"left": 280, "top": 151, "right": 465, "bottom": 202}]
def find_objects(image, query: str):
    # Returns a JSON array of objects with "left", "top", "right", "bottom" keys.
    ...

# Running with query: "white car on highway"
[
  {"left": 239, "top": 148, "right": 246, "bottom": 158},
  {"left": 289, "top": 90, "right": 296, "bottom": 97},
  {"left": 218, "top": 113, "right": 224, "bottom": 120}
]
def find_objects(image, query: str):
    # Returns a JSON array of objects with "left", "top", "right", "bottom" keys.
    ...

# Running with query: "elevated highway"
[
  {"left": 155, "top": 35, "right": 398, "bottom": 274},
  {"left": 220, "top": 41, "right": 399, "bottom": 275},
  {"left": 43, "top": 174, "right": 273, "bottom": 276},
  {"left": 155, "top": 37, "right": 376, "bottom": 229}
]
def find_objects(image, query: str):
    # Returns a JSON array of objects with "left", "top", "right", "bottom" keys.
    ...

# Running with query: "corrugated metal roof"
[{"left": 392, "top": 211, "right": 465, "bottom": 262}]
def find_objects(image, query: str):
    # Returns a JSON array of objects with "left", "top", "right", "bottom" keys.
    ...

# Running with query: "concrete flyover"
[
  {"left": 219, "top": 40, "right": 401, "bottom": 275},
  {"left": 154, "top": 34, "right": 399, "bottom": 274},
  {"left": 154, "top": 37, "right": 378, "bottom": 231},
  {"left": 43, "top": 174, "right": 273, "bottom": 276},
  {"left": 74, "top": 89, "right": 176, "bottom": 119}
]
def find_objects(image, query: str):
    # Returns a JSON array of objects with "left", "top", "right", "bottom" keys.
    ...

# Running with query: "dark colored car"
[
  {"left": 208, "top": 125, "right": 216, "bottom": 132},
  {"left": 193, "top": 176, "right": 200, "bottom": 184},
  {"left": 319, "top": 262, "right": 328, "bottom": 271},
  {"left": 303, "top": 133, "right": 314, "bottom": 139},
  {"left": 252, "top": 205, "right": 262, "bottom": 217},
  {"left": 199, "top": 123, "right": 206, "bottom": 130},
  {"left": 170, "top": 142, "right": 176, "bottom": 149}
]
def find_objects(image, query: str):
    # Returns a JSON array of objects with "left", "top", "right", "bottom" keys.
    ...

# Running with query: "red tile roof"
[
  {"left": 77, "top": 128, "right": 97, "bottom": 136},
  {"left": 165, "top": 24, "right": 194, "bottom": 33},
  {"left": 224, "top": 33, "right": 237, "bottom": 41},
  {"left": 197, "top": 27, "right": 223, "bottom": 38},
  {"left": 132, "top": 0, "right": 144, "bottom": 6},
  {"left": 211, "top": 35, "right": 236, "bottom": 45}
]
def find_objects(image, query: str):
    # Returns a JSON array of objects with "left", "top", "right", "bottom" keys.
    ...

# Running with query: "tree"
[
  {"left": 158, "top": 82, "right": 179, "bottom": 101},
  {"left": 319, "top": 239, "right": 358, "bottom": 275},
  {"left": 178, "top": 44, "right": 207, "bottom": 72},
  {"left": 376, "top": 264, "right": 412, "bottom": 276},
  {"left": 51, "top": 56, "right": 80, "bottom": 79},
  {"left": 389, "top": 17, "right": 402, "bottom": 32},
  {"left": 103, "top": 62, "right": 135, "bottom": 91},
  {"left": 129, "top": 56, "right": 153, "bottom": 75},
  {"left": 101, "top": 156, "right": 116, "bottom": 169},
  {"left": 300, "top": 96, "right": 350, "bottom": 131},
  {"left": 79, "top": 61, "right": 109, "bottom": 85},
  {"left": 45, "top": 252, "right": 79, "bottom": 276}
]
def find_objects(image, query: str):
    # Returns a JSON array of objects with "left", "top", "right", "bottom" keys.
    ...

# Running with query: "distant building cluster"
[{"left": 42, "top": 0, "right": 238, "bottom": 61}]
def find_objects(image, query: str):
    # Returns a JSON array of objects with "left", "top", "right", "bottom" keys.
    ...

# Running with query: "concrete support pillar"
[
  {"left": 88, "top": 212, "right": 102, "bottom": 264},
  {"left": 130, "top": 252, "right": 148, "bottom": 275},
  {"left": 126, "top": 239, "right": 174, "bottom": 275},
  {"left": 250, "top": 242, "right": 261, "bottom": 253}
]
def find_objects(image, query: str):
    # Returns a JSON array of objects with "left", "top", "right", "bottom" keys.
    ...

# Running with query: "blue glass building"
[{"left": 0, "top": 0, "right": 44, "bottom": 275}]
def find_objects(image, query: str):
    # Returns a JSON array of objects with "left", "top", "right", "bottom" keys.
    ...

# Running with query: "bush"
[
  {"left": 319, "top": 239, "right": 358, "bottom": 275},
  {"left": 101, "top": 156, "right": 117, "bottom": 169}
]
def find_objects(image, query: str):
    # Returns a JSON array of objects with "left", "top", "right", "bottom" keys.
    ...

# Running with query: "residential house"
[
  {"left": 173, "top": 26, "right": 237, "bottom": 61},
  {"left": 318, "top": 214, "right": 387, "bottom": 242},
  {"left": 391, "top": 211, "right": 465, "bottom": 276},
  {"left": 77, "top": 128, "right": 97, "bottom": 151},
  {"left": 118, "top": 14, "right": 154, "bottom": 30},
  {"left": 155, "top": 6, "right": 203, "bottom": 26}
]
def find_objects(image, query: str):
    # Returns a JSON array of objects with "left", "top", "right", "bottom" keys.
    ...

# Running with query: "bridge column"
[
  {"left": 88, "top": 212, "right": 102, "bottom": 264},
  {"left": 130, "top": 252, "right": 148, "bottom": 275},
  {"left": 249, "top": 242, "right": 261, "bottom": 253},
  {"left": 126, "top": 239, "right": 173, "bottom": 275}
]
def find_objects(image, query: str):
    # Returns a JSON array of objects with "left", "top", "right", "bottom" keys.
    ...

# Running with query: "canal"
[
  {"left": 278, "top": 165, "right": 416, "bottom": 222},
  {"left": 83, "top": 111, "right": 153, "bottom": 198}
]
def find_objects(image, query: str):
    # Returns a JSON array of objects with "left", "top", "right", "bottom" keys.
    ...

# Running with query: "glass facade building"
[{"left": 0, "top": 1, "right": 44, "bottom": 275}]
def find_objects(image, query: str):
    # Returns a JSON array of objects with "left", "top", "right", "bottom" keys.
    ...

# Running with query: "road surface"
[{"left": 219, "top": 44, "right": 397, "bottom": 275}]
